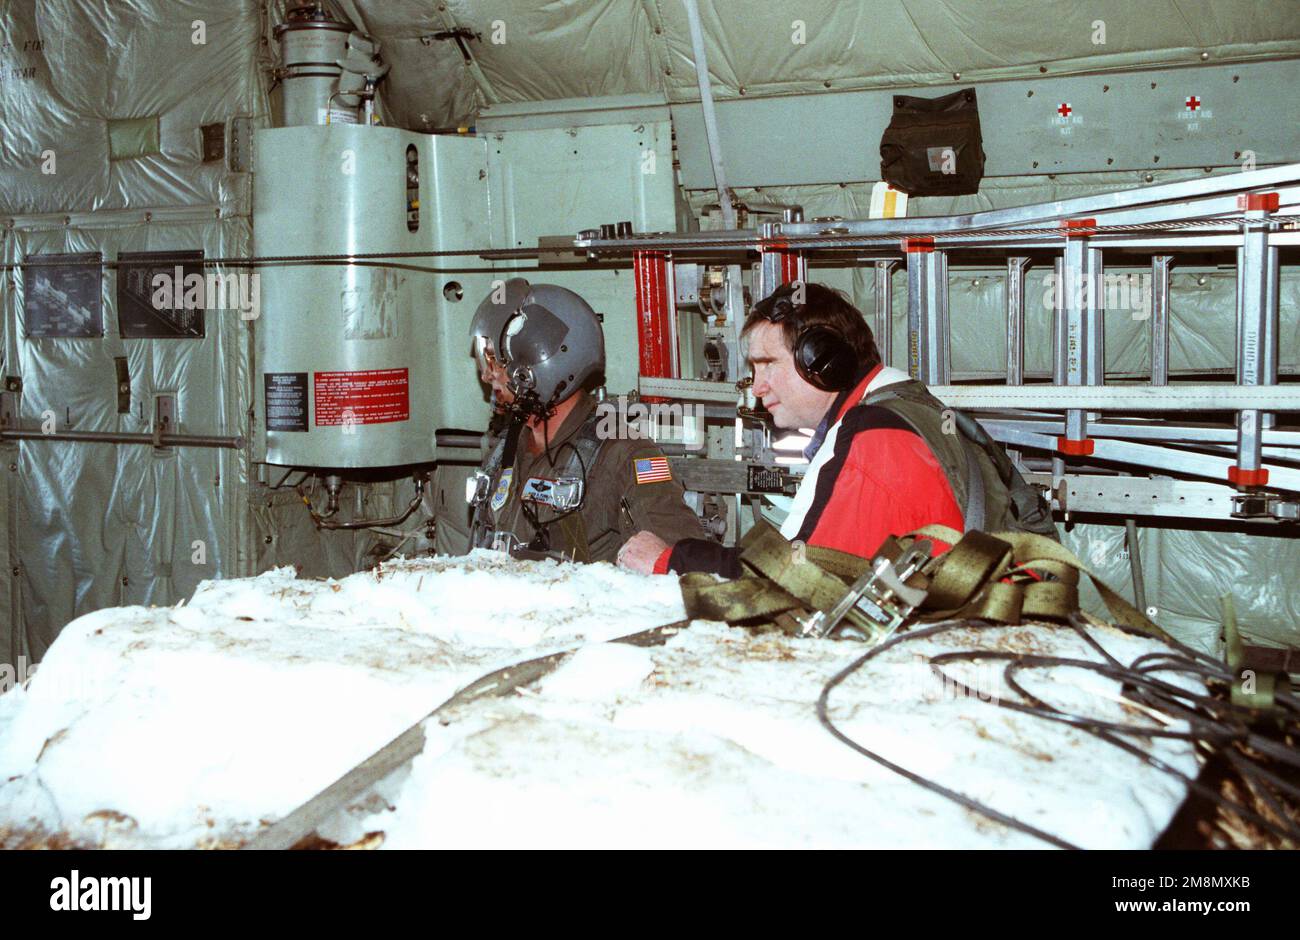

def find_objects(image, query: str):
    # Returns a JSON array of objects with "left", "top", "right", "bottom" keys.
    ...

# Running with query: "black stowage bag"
[{"left": 879, "top": 87, "right": 986, "bottom": 196}]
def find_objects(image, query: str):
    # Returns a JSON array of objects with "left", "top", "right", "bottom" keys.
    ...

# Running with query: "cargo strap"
[
  {"left": 910, "top": 523, "right": 1172, "bottom": 643},
  {"left": 681, "top": 520, "right": 1173, "bottom": 644},
  {"left": 1221, "top": 594, "right": 1290, "bottom": 712},
  {"left": 679, "top": 522, "right": 872, "bottom": 630}
]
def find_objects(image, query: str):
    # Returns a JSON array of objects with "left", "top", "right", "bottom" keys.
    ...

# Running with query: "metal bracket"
[
  {"left": 1232, "top": 491, "right": 1300, "bottom": 522},
  {"left": 153, "top": 393, "right": 177, "bottom": 452},
  {"left": 229, "top": 116, "right": 252, "bottom": 174},
  {"left": 114, "top": 358, "right": 130, "bottom": 414}
]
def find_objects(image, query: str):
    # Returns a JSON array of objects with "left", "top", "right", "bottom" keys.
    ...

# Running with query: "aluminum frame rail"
[
  {"left": 589, "top": 164, "right": 1300, "bottom": 522},
  {"left": 575, "top": 164, "right": 1300, "bottom": 254}
]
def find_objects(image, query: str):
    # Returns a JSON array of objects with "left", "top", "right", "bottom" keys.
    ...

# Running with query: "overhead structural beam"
[
  {"left": 574, "top": 165, "right": 1300, "bottom": 258},
  {"left": 681, "top": 0, "right": 734, "bottom": 229},
  {"left": 993, "top": 426, "right": 1300, "bottom": 495}
]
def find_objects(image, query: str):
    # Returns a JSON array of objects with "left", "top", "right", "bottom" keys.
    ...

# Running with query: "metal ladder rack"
[{"left": 580, "top": 163, "right": 1300, "bottom": 523}]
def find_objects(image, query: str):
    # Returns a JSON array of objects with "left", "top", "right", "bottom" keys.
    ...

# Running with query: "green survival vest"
[{"left": 862, "top": 378, "right": 1060, "bottom": 541}]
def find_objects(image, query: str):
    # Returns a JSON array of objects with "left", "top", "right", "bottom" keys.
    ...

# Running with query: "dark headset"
[{"left": 759, "top": 295, "right": 859, "bottom": 392}]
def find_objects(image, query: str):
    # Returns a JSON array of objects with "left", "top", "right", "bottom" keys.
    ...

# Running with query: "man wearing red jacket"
[{"left": 618, "top": 282, "right": 1052, "bottom": 577}]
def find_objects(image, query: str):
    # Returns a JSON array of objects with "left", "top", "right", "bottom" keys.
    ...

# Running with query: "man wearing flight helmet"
[{"left": 467, "top": 279, "right": 704, "bottom": 564}]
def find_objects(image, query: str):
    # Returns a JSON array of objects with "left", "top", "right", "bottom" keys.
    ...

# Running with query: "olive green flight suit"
[{"left": 480, "top": 393, "right": 705, "bottom": 563}]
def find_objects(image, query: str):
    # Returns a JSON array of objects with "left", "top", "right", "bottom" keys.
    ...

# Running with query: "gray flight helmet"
[
  {"left": 498, "top": 283, "right": 605, "bottom": 408},
  {"left": 469, "top": 277, "right": 532, "bottom": 370}
]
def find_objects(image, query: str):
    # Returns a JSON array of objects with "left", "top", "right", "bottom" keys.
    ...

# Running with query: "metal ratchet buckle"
[{"left": 801, "top": 540, "right": 933, "bottom": 643}]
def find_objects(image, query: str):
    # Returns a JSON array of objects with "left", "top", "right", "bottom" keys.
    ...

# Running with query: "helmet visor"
[{"left": 473, "top": 334, "right": 498, "bottom": 376}]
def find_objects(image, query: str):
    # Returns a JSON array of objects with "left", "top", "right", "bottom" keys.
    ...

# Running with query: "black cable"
[
  {"left": 817, "top": 617, "right": 1300, "bottom": 848},
  {"left": 816, "top": 621, "right": 1079, "bottom": 850},
  {"left": 935, "top": 643, "right": 1300, "bottom": 843}
]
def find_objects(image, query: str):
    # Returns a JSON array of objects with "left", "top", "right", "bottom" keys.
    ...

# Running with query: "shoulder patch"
[
  {"left": 632, "top": 456, "right": 672, "bottom": 484},
  {"left": 489, "top": 467, "right": 513, "bottom": 511}
]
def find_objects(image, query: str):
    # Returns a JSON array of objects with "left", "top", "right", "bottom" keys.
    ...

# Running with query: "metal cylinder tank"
[
  {"left": 254, "top": 124, "right": 438, "bottom": 468},
  {"left": 274, "top": 5, "right": 355, "bottom": 127}
]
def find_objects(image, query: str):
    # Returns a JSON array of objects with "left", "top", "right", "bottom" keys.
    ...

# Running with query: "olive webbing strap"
[
  {"left": 1221, "top": 594, "right": 1289, "bottom": 711},
  {"left": 677, "top": 520, "right": 1172, "bottom": 643},
  {"left": 738, "top": 521, "right": 863, "bottom": 612},
  {"left": 679, "top": 572, "right": 803, "bottom": 624},
  {"left": 916, "top": 526, "right": 1174, "bottom": 644},
  {"left": 903, "top": 527, "right": 1027, "bottom": 625},
  {"left": 678, "top": 521, "right": 864, "bottom": 625},
  {"left": 920, "top": 529, "right": 1011, "bottom": 610}
]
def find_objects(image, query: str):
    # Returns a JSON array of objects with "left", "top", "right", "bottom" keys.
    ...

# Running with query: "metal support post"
[
  {"left": 1055, "top": 231, "right": 1103, "bottom": 455},
  {"left": 1150, "top": 255, "right": 1173, "bottom": 387},
  {"left": 1232, "top": 193, "right": 1280, "bottom": 487},
  {"left": 874, "top": 259, "right": 899, "bottom": 369},
  {"left": 1005, "top": 257, "right": 1030, "bottom": 385},
  {"left": 1262, "top": 234, "right": 1280, "bottom": 432},
  {"left": 904, "top": 239, "right": 949, "bottom": 385}
]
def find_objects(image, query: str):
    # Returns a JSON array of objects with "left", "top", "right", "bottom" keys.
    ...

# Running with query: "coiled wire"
[{"left": 816, "top": 613, "right": 1300, "bottom": 849}]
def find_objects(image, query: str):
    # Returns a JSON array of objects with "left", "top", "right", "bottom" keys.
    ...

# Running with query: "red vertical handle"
[{"left": 634, "top": 251, "right": 676, "bottom": 389}]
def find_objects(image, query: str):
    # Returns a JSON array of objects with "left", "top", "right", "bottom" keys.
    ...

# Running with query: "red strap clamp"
[
  {"left": 1056, "top": 436, "right": 1095, "bottom": 456},
  {"left": 1237, "top": 192, "right": 1280, "bottom": 212},
  {"left": 901, "top": 236, "right": 935, "bottom": 253},
  {"left": 1228, "top": 466, "right": 1269, "bottom": 486},
  {"left": 1061, "top": 218, "right": 1097, "bottom": 238}
]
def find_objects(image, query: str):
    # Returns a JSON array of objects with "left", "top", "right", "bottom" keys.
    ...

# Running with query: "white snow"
[
  {"left": 366, "top": 621, "right": 1202, "bottom": 849},
  {"left": 0, "top": 550, "right": 1201, "bottom": 849}
]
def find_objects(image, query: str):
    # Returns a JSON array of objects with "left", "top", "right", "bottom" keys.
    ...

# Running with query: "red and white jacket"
[
  {"left": 660, "top": 364, "right": 963, "bottom": 576},
  {"left": 778, "top": 364, "right": 963, "bottom": 556}
]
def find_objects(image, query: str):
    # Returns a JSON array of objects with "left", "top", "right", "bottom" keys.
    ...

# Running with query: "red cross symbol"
[
  {"left": 1185, "top": 95, "right": 1201, "bottom": 111},
  {"left": 1057, "top": 102, "right": 1073, "bottom": 117}
]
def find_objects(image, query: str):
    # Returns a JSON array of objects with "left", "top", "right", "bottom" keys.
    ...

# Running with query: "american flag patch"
[{"left": 633, "top": 456, "right": 672, "bottom": 484}]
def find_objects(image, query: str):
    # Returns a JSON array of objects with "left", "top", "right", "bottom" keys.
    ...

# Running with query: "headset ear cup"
[{"left": 794, "top": 326, "right": 857, "bottom": 391}]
